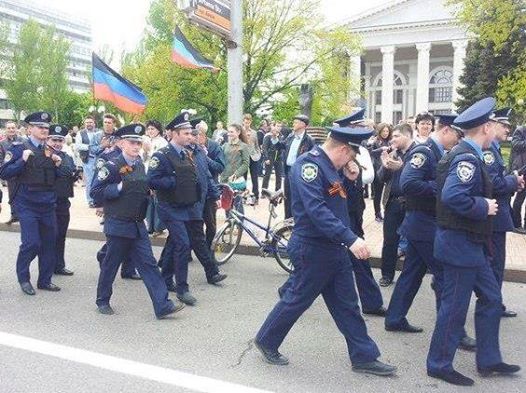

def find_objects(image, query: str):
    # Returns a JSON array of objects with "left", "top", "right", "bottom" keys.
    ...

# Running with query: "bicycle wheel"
[
  {"left": 212, "top": 219, "right": 243, "bottom": 265},
  {"left": 271, "top": 224, "right": 294, "bottom": 273}
]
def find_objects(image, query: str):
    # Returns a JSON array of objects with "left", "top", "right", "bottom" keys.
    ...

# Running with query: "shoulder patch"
[
  {"left": 483, "top": 151, "right": 495, "bottom": 166},
  {"left": 456, "top": 161, "right": 475, "bottom": 183},
  {"left": 301, "top": 163, "right": 318, "bottom": 182},
  {"left": 3, "top": 151, "right": 12, "bottom": 163},
  {"left": 96, "top": 158, "right": 106, "bottom": 170},
  {"left": 410, "top": 152, "right": 427, "bottom": 169},
  {"left": 97, "top": 166, "right": 110, "bottom": 181},
  {"left": 149, "top": 156, "right": 160, "bottom": 170}
]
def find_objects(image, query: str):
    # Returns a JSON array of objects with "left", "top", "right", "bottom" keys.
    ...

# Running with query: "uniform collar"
[
  {"left": 463, "top": 138, "right": 484, "bottom": 160},
  {"left": 491, "top": 140, "right": 500, "bottom": 151},
  {"left": 122, "top": 152, "right": 139, "bottom": 166},
  {"left": 29, "top": 136, "right": 43, "bottom": 148},
  {"left": 170, "top": 141, "right": 184, "bottom": 154}
]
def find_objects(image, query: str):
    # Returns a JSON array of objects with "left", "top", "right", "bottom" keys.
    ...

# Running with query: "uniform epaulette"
[{"left": 308, "top": 149, "right": 320, "bottom": 157}]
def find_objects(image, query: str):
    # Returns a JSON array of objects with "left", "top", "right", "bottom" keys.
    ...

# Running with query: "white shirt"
[
  {"left": 286, "top": 131, "right": 305, "bottom": 167},
  {"left": 357, "top": 146, "right": 374, "bottom": 185}
]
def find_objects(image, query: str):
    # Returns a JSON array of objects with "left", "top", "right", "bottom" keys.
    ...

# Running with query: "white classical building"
[{"left": 343, "top": 0, "right": 469, "bottom": 124}]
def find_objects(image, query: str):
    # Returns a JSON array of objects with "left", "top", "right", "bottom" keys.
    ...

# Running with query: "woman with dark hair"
[
  {"left": 414, "top": 111, "right": 435, "bottom": 143},
  {"left": 367, "top": 122, "right": 393, "bottom": 221},
  {"left": 220, "top": 123, "right": 250, "bottom": 185},
  {"left": 144, "top": 119, "right": 168, "bottom": 236}
]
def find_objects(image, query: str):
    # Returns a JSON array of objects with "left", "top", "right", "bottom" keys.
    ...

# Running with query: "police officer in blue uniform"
[
  {"left": 0, "top": 112, "right": 62, "bottom": 295},
  {"left": 427, "top": 97, "right": 520, "bottom": 386},
  {"left": 148, "top": 113, "right": 226, "bottom": 306},
  {"left": 335, "top": 109, "right": 385, "bottom": 316},
  {"left": 93, "top": 134, "right": 140, "bottom": 280},
  {"left": 254, "top": 126, "right": 396, "bottom": 376},
  {"left": 484, "top": 108, "right": 524, "bottom": 318},
  {"left": 90, "top": 123, "right": 183, "bottom": 318},
  {"left": 47, "top": 125, "right": 79, "bottom": 276}
]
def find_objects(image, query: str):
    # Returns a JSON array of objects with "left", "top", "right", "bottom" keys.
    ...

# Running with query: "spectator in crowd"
[
  {"left": 212, "top": 121, "right": 228, "bottom": 145},
  {"left": 367, "top": 123, "right": 392, "bottom": 222},
  {"left": 0, "top": 121, "right": 24, "bottom": 224},
  {"left": 220, "top": 123, "right": 250, "bottom": 187},
  {"left": 414, "top": 112, "right": 435, "bottom": 144},
  {"left": 377, "top": 123, "right": 415, "bottom": 287},
  {"left": 75, "top": 115, "right": 101, "bottom": 207},
  {"left": 243, "top": 114, "right": 262, "bottom": 203},
  {"left": 262, "top": 123, "right": 284, "bottom": 191},
  {"left": 257, "top": 119, "right": 269, "bottom": 176},
  {"left": 511, "top": 124, "right": 526, "bottom": 233}
]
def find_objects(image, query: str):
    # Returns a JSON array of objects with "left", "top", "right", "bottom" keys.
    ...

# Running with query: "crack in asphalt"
[{"left": 230, "top": 339, "right": 254, "bottom": 368}]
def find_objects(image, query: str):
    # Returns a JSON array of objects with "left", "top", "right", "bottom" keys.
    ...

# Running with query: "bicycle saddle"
[{"left": 261, "top": 188, "right": 284, "bottom": 205}]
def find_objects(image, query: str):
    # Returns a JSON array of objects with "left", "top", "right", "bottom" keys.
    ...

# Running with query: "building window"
[
  {"left": 0, "top": 99, "right": 12, "bottom": 110},
  {"left": 429, "top": 68, "right": 453, "bottom": 103}
]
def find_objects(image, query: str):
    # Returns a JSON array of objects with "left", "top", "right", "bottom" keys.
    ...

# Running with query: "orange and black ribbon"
[
  {"left": 328, "top": 181, "right": 347, "bottom": 198},
  {"left": 119, "top": 165, "right": 133, "bottom": 175}
]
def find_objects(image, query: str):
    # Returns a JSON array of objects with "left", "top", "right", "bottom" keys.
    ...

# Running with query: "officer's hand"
[
  {"left": 22, "top": 149, "right": 33, "bottom": 162},
  {"left": 343, "top": 161, "right": 360, "bottom": 181},
  {"left": 51, "top": 154, "right": 62, "bottom": 167},
  {"left": 95, "top": 207, "right": 104, "bottom": 217},
  {"left": 485, "top": 198, "right": 498, "bottom": 216},
  {"left": 387, "top": 157, "right": 403, "bottom": 171},
  {"left": 349, "top": 238, "right": 370, "bottom": 260},
  {"left": 380, "top": 151, "right": 390, "bottom": 168},
  {"left": 516, "top": 175, "right": 525, "bottom": 191}
]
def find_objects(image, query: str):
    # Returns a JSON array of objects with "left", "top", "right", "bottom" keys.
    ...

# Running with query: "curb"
[{"left": 1, "top": 224, "right": 525, "bottom": 284}]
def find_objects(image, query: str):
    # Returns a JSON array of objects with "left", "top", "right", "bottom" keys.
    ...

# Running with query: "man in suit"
[{"left": 282, "top": 114, "right": 315, "bottom": 218}]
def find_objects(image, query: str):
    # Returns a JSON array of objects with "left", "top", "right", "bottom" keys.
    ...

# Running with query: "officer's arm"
[
  {"left": 0, "top": 148, "right": 26, "bottom": 179},
  {"left": 90, "top": 164, "right": 121, "bottom": 202},
  {"left": 147, "top": 154, "right": 176, "bottom": 190},
  {"left": 441, "top": 157, "right": 488, "bottom": 220},
  {"left": 207, "top": 144, "right": 225, "bottom": 175},
  {"left": 295, "top": 166, "right": 358, "bottom": 246},
  {"left": 400, "top": 152, "right": 435, "bottom": 196},
  {"left": 56, "top": 154, "right": 76, "bottom": 178},
  {"left": 487, "top": 163, "right": 519, "bottom": 196}
]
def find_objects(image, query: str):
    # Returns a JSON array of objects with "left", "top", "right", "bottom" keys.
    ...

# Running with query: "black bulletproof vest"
[
  {"left": 104, "top": 158, "right": 149, "bottom": 221},
  {"left": 436, "top": 143, "right": 493, "bottom": 242},
  {"left": 55, "top": 158, "right": 74, "bottom": 199},
  {"left": 405, "top": 143, "right": 442, "bottom": 215},
  {"left": 17, "top": 142, "right": 56, "bottom": 191},
  {"left": 156, "top": 147, "right": 200, "bottom": 207}
]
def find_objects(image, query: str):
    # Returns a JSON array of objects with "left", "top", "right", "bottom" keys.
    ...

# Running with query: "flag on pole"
[
  {"left": 171, "top": 27, "right": 219, "bottom": 72},
  {"left": 92, "top": 53, "right": 147, "bottom": 114}
]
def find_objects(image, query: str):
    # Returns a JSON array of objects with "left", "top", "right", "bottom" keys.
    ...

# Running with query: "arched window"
[
  {"left": 429, "top": 67, "right": 453, "bottom": 103},
  {"left": 372, "top": 71, "right": 407, "bottom": 105}
]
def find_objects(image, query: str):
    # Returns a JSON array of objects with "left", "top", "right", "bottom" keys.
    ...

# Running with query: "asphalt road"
[{"left": 0, "top": 231, "right": 524, "bottom": 393}]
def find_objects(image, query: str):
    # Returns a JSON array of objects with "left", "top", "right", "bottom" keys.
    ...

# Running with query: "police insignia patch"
[
  {"left": 97, "top": 166, "right": 110, "bottom": 181},
  {"left": 4, "top": 151, "right": 12, "bottom": 163},
  {"left": 456, "top": 161, "right": 475, "bottom": 183},
  {"left": 56, "top": 126, "right": 62, "bottom": 133},
  {"left": 41, "top": 113, "right": 48, "bottom": 120},
  {"left": 483, "top": 151, "right": 495, "bottom": 166},
  {"left": 301, "top": 163, "right": 318, "bottom": 182},
  {"left": 96, "top": 158, "right": 106, "bottom": 169},
  {"left": 149, "top": 156, "right": 160, "bottom": 169},
  {"left": 135, "top": 125, "right": 142, "bottom": 134},
  {"left": 184, "top": 113, "right": 189, "bottom": 121},
  {"left": 410, "top": 152, "right": 426, "bottom": 169}
]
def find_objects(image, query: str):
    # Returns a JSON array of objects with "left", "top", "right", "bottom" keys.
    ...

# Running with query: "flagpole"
[{"left": 227, "top": 0, "right": 243, "bottom": 124}]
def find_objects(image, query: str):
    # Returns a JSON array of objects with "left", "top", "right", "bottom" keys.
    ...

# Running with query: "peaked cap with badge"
[{"left": 24, "top": 112, "right": 52, "bottom": 128}]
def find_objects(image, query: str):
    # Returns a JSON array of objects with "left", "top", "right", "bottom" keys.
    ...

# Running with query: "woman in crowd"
[
  {"left": 220, "top": 123, "right": 250, "bottom": 186},
  {"left": 414, "top": 111, "right": 435, "bottom": 144}
]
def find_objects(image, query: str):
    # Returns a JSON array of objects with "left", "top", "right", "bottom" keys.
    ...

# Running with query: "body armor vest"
[
  {"left": 104, "top": 158, "right": 149, "bottom": 221},
  {"left": 156, "top": 147, "right": 200, "bottom": 207},
  {"left": 436, "top": 143, "right": 493, "bottom": 243},
  {"left": 17, "top": 142, "right": 56, "bottom": 191}
]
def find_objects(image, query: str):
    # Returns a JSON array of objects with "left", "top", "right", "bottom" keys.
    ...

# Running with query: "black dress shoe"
[
  {"left": 98, "top": 305, "right": 115, "bottom": 315},
  {"left": 121, "top": 273, "right": 141, "bottom": 280},
  {"left": 352, "top": 360, "right": 397, "bottom": 376},
  {"left": 459, "top": 335, "right": 477, "bottom": 352},
  {"left": 379, "top": 277, "right": 393, "bottom": 287},
  {"left": 207, "top": 273, "right": 227, "bottom": 284},
  {"left": 55, "top": 268, "right": 74, "bottom": 276},
  {"left": 427, "top": 369, "right": 474, "bottom": 386},
  {"left": 157, "top": 301, "right": 185, "bottom": 319},
  {"left": 37, "top": 283, "right": 61, "bottom": 292},
  {"left": 363, "top": 306, "right": 386, "bottom": 317},
  {"left": 502, "top": 309, "right": 517, "bottom": 318},
  {"left": 176, "top": 292, "right": 197, "bottom": 306},
  {"left": 20, "top": 282, "right": 35, "bottom": 296},
  {"left": 385, "top": 323, "right": 423, "bottom": 333},
  {"left": 254, "top": 340, "right": 289, "bottom": 366},
  {"left": 478, "top": 362, "right": 521, "bottom": 376}
]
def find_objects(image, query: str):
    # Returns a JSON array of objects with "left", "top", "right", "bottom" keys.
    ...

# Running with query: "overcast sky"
[{"left": 36, "top": 0, "right": 389, "bottom": 54}]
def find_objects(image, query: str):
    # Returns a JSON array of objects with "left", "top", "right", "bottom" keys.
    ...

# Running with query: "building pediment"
[{"left": 344, "top": 0, "right": 457, "bottom": 31}]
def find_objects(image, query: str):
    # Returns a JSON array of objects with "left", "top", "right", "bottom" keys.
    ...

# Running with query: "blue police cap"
[
  {"left": 436, "top": 113, "right": 457, "bottom": 127},
  {"left": 326, "top": 126, "right": 373, "bottom": 152},
  {"left": 115, "top": 123, "right": 145, "bottom": 141},
  {"left": 492, "top": 107, "right": 512, "bottom": 126},
  {"left": 48, "top": 124, "right": 69, "bottom": 139},
  {"left": 453, "top": 97, "right": 496, "bottom": 130},
  {"left": 293, "top": 114, "right": 309, "bottom": 126},
  {"left": 24, "top": 111, "right": 52, "bottom": 128},
  {"left": 334, "top": 108, "right": 365, "bottom": 127},
  {"left": 166, "top": 112, "right": 191, "bottom": 130}
]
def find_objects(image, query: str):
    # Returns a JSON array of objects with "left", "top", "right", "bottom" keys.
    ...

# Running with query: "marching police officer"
[
  {"left": 47, "top": 125, "right": 78, "bottom": 276},
  {"left": 427, "top": 97, "right": 520, "bottom": 386},
  {"left": 90, "top": 123, "right": 183, "bottom": 318},
  {"left": 255, "top": 126, "right": 396, "bottom": 376},
  {"left": 148, "top": 113, "right": 226, "bottom": 306},
  {"left": 484, "top": 108, "right": 524, "bottom": 317},
  {"left": 0, "top": 112, "right": 61, "bottom": 295}
]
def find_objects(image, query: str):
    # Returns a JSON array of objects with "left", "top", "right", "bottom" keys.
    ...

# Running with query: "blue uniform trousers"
[
  {"left": 350, "top": 255, "right": 384, "bottom": 312},
  {"left": 257, "top": 236, "right": 381, "bottom": 364},
  {"left": 54, "top": 198, "right": 71, "bottom": 272},
  {"left": 427, "top": 262, "right": 502, "bottom": 373},
  {"left": 96, "top": 234, "right": 173, "bottom": 317},
  {"left": 381, "top": 199, "right": 405, "bottom": 280},
  {"left": 161, "top": 219, "right": 192, "bottom": 294},
  {"left": 15, "top": 203, "right": 56, "bottom": 286},
  {"left": 489, "top": 232, "right": 506, "bottom": 290},
  {"left": 97, "top": 243, "right": 137, "bottom": 277}
]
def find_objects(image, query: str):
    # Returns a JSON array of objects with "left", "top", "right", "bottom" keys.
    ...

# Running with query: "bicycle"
[{"left": 211, "top": 185, "right": 294, "bottom": 273}]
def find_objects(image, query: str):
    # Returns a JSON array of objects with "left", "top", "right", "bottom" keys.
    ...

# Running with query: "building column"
[
  {"left": 349, "top": 54, "right": 362, "bottom": 103},
  {"left": 364, "top": 74, "right": 372, "bottom": 118},
  {"left": 408, "top": 62, "right": 417, "bottom": 117},
  {"left": 452, "top": 40, "right": 468, "bottom": 109},
  {"left": 381, "top": 46, "right": 395, "bottom": 124},
  {"left": 415, "top": 42, "right": 431, "bottom": 114}
]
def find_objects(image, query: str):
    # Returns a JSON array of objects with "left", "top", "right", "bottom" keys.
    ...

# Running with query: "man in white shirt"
[{"left": 75, "top": 115, "right": 101, "bottom": 207}]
